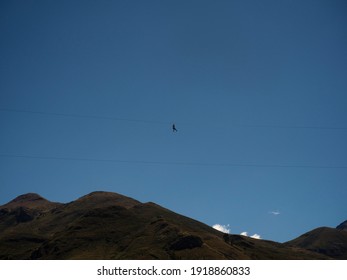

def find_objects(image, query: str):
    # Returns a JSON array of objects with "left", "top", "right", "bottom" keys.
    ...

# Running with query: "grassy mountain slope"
[
  {"left": 285, "top": 226, "right": 347, "bottom": 259},
  {"left": 0, "top": 191, "right": 333, "bottom": 260}
]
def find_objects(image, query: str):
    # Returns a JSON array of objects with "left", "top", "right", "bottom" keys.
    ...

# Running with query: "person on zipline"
[{"left": 172, "top": 123, "right": 178, "bottom": 132}]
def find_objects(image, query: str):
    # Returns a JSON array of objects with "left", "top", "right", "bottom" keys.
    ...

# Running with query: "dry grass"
[{"left": 0, "top": 192, "right": 337, "bottom": 260}]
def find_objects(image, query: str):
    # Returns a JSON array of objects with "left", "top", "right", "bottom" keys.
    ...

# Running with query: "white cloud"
[
  {"left": 250, "top": 233, "right": 261, "bottom": 239},
  {"left": 269, "top": 210, "right": 280, "bottom": 215},
  {"left": 212, "top": 224, "right": 230, "bottom": 234},
  {"left": 212, "top": 225, "right": 261, "bottom": 239},
  {"left": 240, "top": 231, "right": 261, "bottom": 239}
]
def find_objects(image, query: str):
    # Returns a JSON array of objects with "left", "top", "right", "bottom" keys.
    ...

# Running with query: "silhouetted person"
[{"left": 172, "top": 123, "right": 178, "bottom": 132}]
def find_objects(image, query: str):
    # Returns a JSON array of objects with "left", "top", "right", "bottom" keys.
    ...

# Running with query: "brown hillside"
[
  {"left": 0, "top": 193, "right": 61, "bottom": 210},
  {"left": 0, "top": 192, "right": 333, "bottom": 260},
  {"left": 285, "top": 227, "right": 347, "bottom": 259}
]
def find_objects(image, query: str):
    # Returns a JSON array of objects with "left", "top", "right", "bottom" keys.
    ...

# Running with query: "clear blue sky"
[{"left": 1, "top": 0, "right": 346, "bottom": 242}]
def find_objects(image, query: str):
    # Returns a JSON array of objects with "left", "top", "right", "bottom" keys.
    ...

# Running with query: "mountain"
[
  {"left": 336, "top": 220, "right": 347, "bottom": 231},
  {"left": 1, "top": 193, "right": 61, "bottom": 210},
  {"left": 0, "top": 191, "right": 338, "bottom": 260},
  {"left": 285, "top": 226, "right": 347, "bottom": 259},
  {"left": 0, "top": 193, "right": 61, "bottom": 226}
]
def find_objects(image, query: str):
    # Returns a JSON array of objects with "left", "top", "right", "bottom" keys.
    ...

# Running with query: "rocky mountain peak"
[{"left": 1, "top": 193, "right": 59, "bottom": 210}]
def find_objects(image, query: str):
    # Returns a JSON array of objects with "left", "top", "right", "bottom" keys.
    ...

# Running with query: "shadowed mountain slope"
[
  {"left": 285, "top": 226, "right": 347, "bottom": 259},
  {"left": 336, "top": 220, "right": 347, "bottom": 231},
  {"left": 0, "top": 191, "right": 339, "bottom": 260}
]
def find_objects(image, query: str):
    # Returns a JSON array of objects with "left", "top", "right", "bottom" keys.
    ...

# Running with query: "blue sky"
[{"left": 1, "top": 0, "right": 346, "bottom": 242}]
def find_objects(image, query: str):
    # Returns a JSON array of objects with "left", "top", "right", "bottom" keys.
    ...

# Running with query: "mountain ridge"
[
  {"left": 0, "top": 191, "right": 344, "bottom": 260},
  {"left": 0, "top": 193, "right": 61, "bottom": 210},
  {"left": 336, "top": 220, "right": 347, "bottom": 231},
  {"left": 285, "top": 226, "right": 347, "bottom": 259}
]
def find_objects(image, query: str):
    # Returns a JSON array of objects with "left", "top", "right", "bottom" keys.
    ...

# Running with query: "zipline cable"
[
  {"left": 0, "top": 108, "right": 168, "bottom": 125},
  {"left": 1, "top": 108, "right": 346, "bottom": 130}
]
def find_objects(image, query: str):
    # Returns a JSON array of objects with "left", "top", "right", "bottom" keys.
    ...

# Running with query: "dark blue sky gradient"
[{"left": 1, "top": 0, "right": 347, "bottom": 242}]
